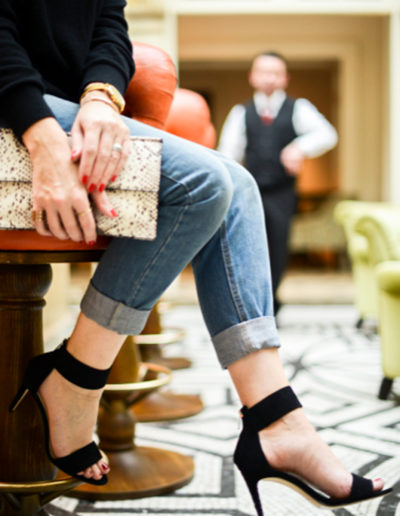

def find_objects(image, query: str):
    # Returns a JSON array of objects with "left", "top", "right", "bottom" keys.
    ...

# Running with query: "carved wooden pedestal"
[{"left": 0, "top": 252, "right": 100, "bottom": 516}]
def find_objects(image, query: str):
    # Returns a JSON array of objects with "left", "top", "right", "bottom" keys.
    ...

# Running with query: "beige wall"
[{"left": 177, "top": 14, "right": 387, "bottom": 201}]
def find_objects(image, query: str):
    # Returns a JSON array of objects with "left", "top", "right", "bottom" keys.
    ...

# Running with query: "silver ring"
[{"left": 112, "top": 142, "right": 123, "bottom": 154}]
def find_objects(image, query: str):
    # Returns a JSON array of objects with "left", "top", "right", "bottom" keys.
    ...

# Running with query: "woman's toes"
[
  {"left": 99, "top": 460, "right": 110, "bottom": 474},
  {"left": 373, "top": 478, "right": 385, "bottom": 492},
  {"left": 91, "top": 464, "right": 103, "bottom": 480},
  {"left": 83, "top": 467, "right": 94, "bottom": 479}
]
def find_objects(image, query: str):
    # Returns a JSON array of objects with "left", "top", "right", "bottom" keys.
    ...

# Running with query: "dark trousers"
[{"left": 260, "top": 184, "right": 297, "bottom": 312}]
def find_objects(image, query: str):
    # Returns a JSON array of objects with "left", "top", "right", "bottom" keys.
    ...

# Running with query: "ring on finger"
[
  {"left": 112, "top": 142, "right": 123, "bottom": 154},
  {"left": 32, "top": 209, "right": 44, "bottom": 223},
  {"left": 77, "top": 208, "right": 92, "bottom": 218}
]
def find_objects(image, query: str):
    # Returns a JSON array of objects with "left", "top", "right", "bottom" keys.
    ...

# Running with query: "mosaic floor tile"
[{"left": 49, "top": 304, "right": 400, "bottom": 515}]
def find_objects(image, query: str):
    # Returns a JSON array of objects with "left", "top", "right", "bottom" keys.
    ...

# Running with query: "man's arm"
[
  {"left": 291, "top": 98, "right": 338, "bottom": 158},
  {"left": 217, "top": 104, "right": 247, "bottom": 163}
]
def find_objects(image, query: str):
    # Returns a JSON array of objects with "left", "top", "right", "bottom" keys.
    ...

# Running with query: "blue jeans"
[{"left": 45, "top": 95, "right": 280, "bottom": 367}]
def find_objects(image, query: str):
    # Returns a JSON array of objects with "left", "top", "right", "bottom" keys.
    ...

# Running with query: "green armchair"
[
  {"left": 355, "top": 209, "right": 400, "bottom": 399},
  {"left": 333, "top": 201, "right": 396, "bottom": 327}
]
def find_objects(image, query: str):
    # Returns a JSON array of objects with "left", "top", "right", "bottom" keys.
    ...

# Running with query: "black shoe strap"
[
  {"left": 240, "top": 386, "right": 302, "bottom": 432},
  {"left": 55, "top": 340, "right": 112, "bottom": 389}
]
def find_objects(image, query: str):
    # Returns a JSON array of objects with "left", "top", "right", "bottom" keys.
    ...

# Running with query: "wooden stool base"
[
  {"left": 69, "top": 447, "right": 194, "bottom": 501},
  {"left": 0, "top": 478, "right": 81, "bottom": 516},
  {"left": 133, "top": 390, "right": 203, "bottom": 422},
  {"left": 151, "top": 356, "right": 193, "bottom": 370}
]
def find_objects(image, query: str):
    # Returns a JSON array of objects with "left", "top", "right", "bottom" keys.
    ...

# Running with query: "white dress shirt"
[{"left": 217, "top": 90, "right": 338, "bottom": 163}]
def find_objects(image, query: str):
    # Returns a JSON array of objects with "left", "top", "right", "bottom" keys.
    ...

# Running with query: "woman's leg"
[
  {"left": 40, "top": 96, "right": 385, "bottom": 493},
  {"left": 190, "top": 152, "right": 384, "bottom": 498},
  {"left": 228, "top": 349, "right": 384, "bottom": 498},
  {"left": 38, "top": 95, "right": 235, "bottom": 480},
  {"left": 38, "top": 315, "right": 127, "bottom": 480}
]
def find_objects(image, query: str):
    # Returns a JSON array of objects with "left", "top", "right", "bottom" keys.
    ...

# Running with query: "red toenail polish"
[
  {"left": 88, "top": 240, "right": 96, "bottom": 246},
  {"left": 89, "top": 183, "right": 96, "bottom": 193},
  {"left": 99, "top": 183, "right": 106, "bottom": 192}
]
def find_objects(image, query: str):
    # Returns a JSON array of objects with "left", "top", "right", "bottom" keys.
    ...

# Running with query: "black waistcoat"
[{"left": 244, "top": 97, "right": 297, "bottom": 189}]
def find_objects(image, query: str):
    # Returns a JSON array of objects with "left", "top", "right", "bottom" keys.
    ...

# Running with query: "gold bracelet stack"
[{"left": 80, "top": 82, "right": 126, "bottom": 113}]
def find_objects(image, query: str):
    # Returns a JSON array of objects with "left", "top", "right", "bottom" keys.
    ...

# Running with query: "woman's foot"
[
  {"left": 38, "top": 369, "right": 109, "bottom": 481},
  {"left": 259, "top": 407, "right": 384, "bottom": 499}
]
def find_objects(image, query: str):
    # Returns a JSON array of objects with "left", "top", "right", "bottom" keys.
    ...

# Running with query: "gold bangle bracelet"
[
  {"left": 80, "top": 96, "right": 119, "bottom": 113},
  {"left": 80, "top": 82, "right": 125, "bottom": 113}
]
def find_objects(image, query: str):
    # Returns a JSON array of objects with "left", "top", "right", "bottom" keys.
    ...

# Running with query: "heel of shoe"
[
  {"left": 244, "top": 477, "right": 263, "bottom": 516},
  {"left": 9, "top": 350, "right": 56, "bottom": 413},
  {"left": 9, "top": 384, "right": 29, "bottom": 412}
]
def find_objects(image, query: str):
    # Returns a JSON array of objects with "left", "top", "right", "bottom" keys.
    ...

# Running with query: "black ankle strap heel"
[
  {"left": 55, "top": 339, "right": 111, "bottom": 389},
  {"left": 234, "top": 386, "right": 391, "bottom": 516},
  {"left": 9, "top": 339, "right": 112, "bottom": 486}
]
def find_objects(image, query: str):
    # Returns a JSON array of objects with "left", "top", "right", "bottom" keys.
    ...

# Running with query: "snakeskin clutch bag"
[{"left": 0, "top": 129, "right": 162, "bottom": 240}]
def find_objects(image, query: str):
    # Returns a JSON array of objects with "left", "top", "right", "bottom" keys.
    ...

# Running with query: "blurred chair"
[
  {"left": 334, "top": 200, "right": 396, "bottom": 327},
  {"left": 355, "top": 208, "right": 400, "bottom": 399}
]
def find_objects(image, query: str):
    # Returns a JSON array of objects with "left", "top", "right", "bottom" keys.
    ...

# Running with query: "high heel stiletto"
[
  {"left": 9, "top": 339, "right": 112, "bottom": 486},
  {"left": 233, "top": 386, "right": 392, "bottom": 515}
]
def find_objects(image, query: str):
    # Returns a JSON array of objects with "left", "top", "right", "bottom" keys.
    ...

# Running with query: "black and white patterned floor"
[{"left": 49, "top": 303, "right": 400, "bottom": 516}]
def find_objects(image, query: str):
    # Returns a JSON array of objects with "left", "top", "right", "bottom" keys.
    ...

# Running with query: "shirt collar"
[{"left": 253, "top": 90, "right": 287, "bottom": 116}]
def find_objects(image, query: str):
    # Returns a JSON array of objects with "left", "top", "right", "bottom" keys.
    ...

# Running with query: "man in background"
[{"left": 218, "top": 51, "right": 338, "bottom": 314}]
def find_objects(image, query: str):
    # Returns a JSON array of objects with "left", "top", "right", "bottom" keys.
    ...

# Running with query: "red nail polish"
[
  {"left": 82, "top": 175, "right": 89, "bottom": 185},
  {"left": 71, "top": 150, "right": 78, "bottom": 160},
  {"left": 111, "top": 175, "right": 117, "bottom": 182},
  {"left": 110, "top": 209, "right": 118, "bottom": 218},
  {"left": 99, "top": 183, "right": 106, "bottom": 192},
  {"left": 89, "top": 184, "right": 96, "bottom": 193},
  {"left": 88, "top": 240, "right": 96, "bottom": 246}
]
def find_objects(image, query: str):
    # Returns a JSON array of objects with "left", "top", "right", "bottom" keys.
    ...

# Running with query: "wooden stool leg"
[
  {"left": 139, "top": 305, "right": 192, "bottom": 370},
  {"left": 133, "top": 304, "right": 203, "bottom": 422},
  {"left": 0, "top": 264, "right": 80, "bottom": 516},
  {"left": 70, "top": 336, "right": 194, "bottom": 500}
]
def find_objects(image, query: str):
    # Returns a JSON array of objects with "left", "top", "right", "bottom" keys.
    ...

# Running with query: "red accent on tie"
[{"left": 261, "top": 114, "right": 274, "bottom": 125}]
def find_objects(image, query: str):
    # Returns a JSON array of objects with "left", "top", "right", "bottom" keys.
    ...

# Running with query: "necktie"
[{"left": 261, "top": 104, "right": 274, "bottom": 125}]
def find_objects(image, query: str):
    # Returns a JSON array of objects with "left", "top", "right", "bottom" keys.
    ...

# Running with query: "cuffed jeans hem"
[
  {"left": 81, "top": 282, "right": 150, "bottom": 335},
  {"left": 211, "top": 316, "right": 280, "bottom": 369}
]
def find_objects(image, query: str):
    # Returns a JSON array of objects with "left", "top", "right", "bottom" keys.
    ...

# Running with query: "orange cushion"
[
  {"left": 165, "top": 88, "right": 216, "bottom": 149},
  {"left": 124, "top": 41, "right": 177, "bottom": 129}
]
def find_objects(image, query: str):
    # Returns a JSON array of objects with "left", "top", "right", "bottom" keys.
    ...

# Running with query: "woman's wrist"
[
  {"left": 80, "top": 82, "right": 125, "bottom": 113},
  {"left": 22, "top": 117, "right": 67, "bottom": 155},
  {"left": 80, "top": 95, "right": 119, "bottom": 113}
]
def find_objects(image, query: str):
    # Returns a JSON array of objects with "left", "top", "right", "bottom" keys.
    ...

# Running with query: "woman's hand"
[
  {"left": 70, "top": 91, "right": 131, "bottom": 195},
  {"left": 23, "top": 117, "right": 97, "bottom": 244}
]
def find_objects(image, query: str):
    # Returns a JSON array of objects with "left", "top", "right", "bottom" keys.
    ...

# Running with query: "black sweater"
[{"left": 0, "top": 0, "right": 135, "bottom": 137}]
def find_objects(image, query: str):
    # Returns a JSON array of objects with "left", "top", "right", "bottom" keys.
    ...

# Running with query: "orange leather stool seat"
[
  {"left": 165, "top": 88, "right": 216, "bottom": 149},
  {"left": 0, "top": 42, "right": 176, "bottom": 253}
]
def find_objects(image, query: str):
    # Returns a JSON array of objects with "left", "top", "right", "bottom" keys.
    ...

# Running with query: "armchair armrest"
[{"left": 355, "top": 209, "right": 400, "bottom": 265}]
